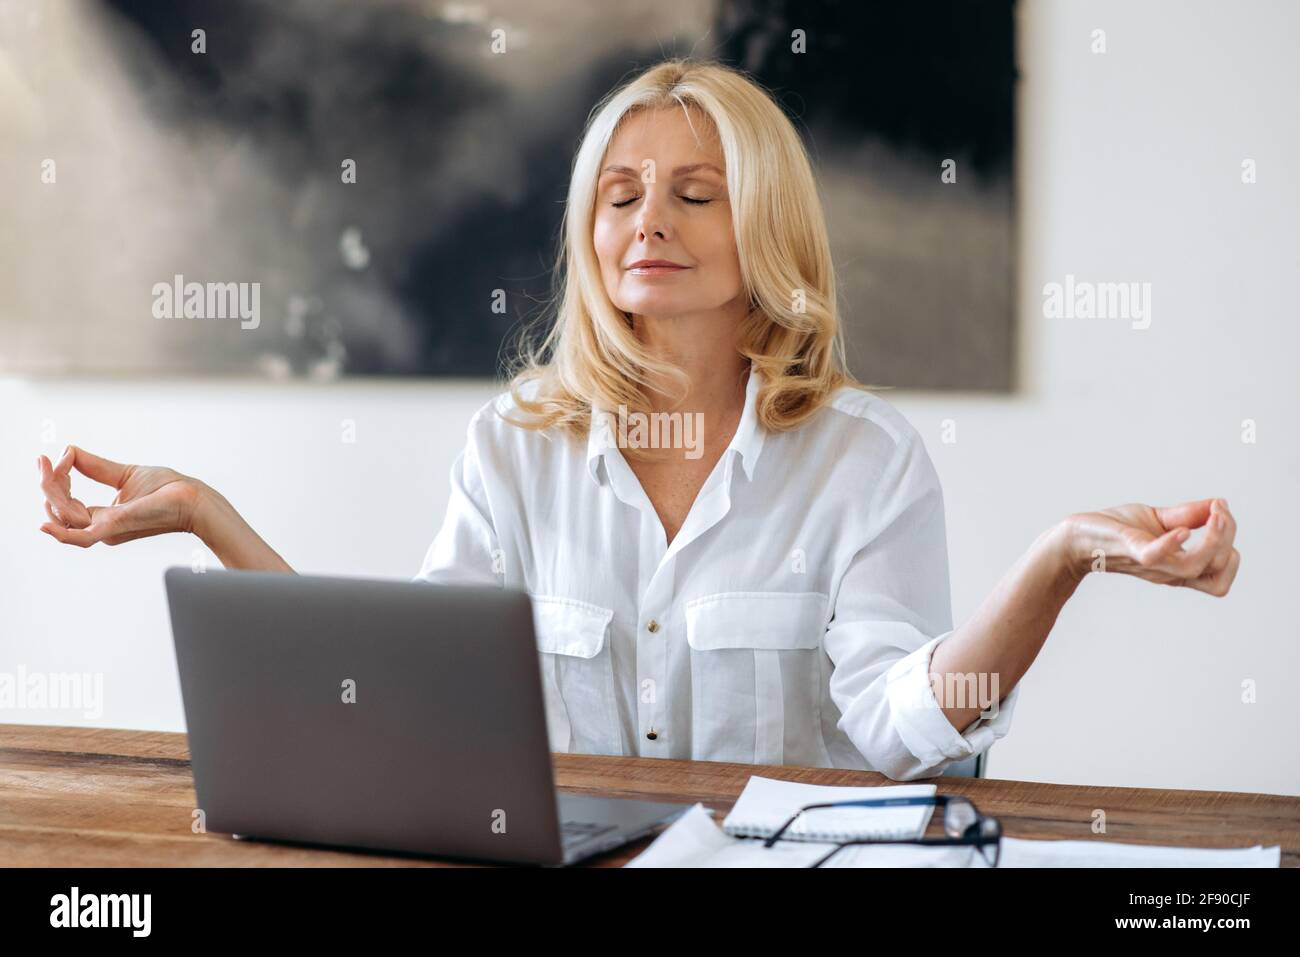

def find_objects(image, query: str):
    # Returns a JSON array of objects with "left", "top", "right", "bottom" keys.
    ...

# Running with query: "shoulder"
[
  {"left": 812, "top": 383, "right": 928, "bottom": 457},
  {"left": 461, "top": 379, "right": 580, "bottom": 460},
  {"left": 460, "top": 377, "right": 537, "bottom": 433},
  {"left": 790, "top": 383, "right": 942, "bottom": 502}
]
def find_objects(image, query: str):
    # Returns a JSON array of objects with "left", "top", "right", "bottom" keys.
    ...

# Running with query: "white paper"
[
  {"left": 626, "top": 805, "right": 835, "bottom": 867},
  {"left": 997, "top": 836, "right": 1281, "bottom": 868}
]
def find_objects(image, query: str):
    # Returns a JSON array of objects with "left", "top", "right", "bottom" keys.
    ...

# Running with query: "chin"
[
  {"left": 617, "top": 291, "right": 700, "bottom": 316},
  {"left": 616, "top": 297, "right": 666, "bottom": 315}
]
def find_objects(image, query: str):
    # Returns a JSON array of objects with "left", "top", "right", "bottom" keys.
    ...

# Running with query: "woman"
[{"left": 36, "top": 60, "right": 1239, "bottom": 780}]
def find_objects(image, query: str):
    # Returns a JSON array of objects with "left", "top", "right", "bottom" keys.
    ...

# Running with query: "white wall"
[{"left": 3, "top": 0, "right": 1297, "bottom": 795}]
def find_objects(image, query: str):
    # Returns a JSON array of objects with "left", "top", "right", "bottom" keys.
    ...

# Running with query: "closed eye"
[{"left": 610, "top": 195, "right": 713, "bottom": 208}]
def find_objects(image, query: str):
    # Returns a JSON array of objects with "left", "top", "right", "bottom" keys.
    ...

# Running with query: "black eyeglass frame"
[{"left": 762, "top": 794, "right": 1002, "bottom": 868}]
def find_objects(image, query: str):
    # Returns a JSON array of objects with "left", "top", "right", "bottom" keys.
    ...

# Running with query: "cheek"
[
  {"left": 592, "top": 214, "right": 621, "bottom": 271},
  {"left": 694, "top": 210, "right": 742, "bottom": 279}
]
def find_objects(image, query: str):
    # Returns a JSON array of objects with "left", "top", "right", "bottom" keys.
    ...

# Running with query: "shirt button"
[
  {"left": 645, "top": 728, "right": 658, "bottom": 740},
  {"left": 646, "top": 620, "right": 660, "bottom": 634}
]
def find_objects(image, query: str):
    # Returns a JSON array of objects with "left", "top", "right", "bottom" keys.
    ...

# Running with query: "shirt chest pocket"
[
  {"left": 685, "top": 591, "right": 829, "bottom": 767},
  {"left": 531, "top": 596, "right": 622, "bottom": 756}
]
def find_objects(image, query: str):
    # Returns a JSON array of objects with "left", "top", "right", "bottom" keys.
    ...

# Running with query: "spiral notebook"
[{"left": 720, "top": 776, "right": 938, "bottom": 843}]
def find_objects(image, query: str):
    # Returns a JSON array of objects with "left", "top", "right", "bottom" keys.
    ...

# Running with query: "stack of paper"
[
  {"left": 629, "top": 775, "right": 938, "bottom": 868},
  {"left": 626, "top": 775, "right": 1282, "bottom": 868}
]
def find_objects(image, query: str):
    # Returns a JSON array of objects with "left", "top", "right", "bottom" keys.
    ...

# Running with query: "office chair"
[{"left": 940, "top": 749, "right": 986, "bottom": 778}]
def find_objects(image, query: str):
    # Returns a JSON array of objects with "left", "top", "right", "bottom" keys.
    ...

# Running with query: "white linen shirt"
[{"left": 414, "top": 364, "right": 1019, "bottom": 780}]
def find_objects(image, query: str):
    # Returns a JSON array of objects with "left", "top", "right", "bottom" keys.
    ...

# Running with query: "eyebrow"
[{"left": 600, "top": 162, "right": 724, "bottom": 177}]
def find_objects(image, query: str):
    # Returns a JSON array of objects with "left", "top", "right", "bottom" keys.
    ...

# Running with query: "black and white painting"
[{"left": 0, "top": 0, "right": 1015, "bottom": 389}]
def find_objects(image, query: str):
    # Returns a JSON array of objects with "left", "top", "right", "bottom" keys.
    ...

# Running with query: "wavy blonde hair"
[{"left": 504, "top": 58, "right": 871, "bottom": 442}]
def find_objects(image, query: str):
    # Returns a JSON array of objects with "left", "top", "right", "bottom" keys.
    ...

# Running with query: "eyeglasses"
[{"left": 763, "top": 794, "right": 1002, "bottom": 868}]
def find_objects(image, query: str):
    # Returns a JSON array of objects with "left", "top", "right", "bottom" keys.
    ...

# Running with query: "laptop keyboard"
[{"left": 560, "top": 819, "right": 618, "bottom": 846}]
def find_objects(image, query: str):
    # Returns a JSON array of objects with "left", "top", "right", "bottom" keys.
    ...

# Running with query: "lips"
[{"left": 627, "top": 259, "right": 690, "bottom": 274}]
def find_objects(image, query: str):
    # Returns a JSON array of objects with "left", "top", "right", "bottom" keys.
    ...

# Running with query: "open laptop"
[{"left": 163, "top": 567, "right": 688, "bottom": 866}]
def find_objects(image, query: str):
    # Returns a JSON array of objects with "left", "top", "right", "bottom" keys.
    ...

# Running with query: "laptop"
[{"left": 163, "top": 567, "right": 688, "bottom": 866}]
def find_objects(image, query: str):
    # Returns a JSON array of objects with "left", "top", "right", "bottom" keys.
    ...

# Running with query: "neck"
[{"left": 631, "top": 297, "right": 750, "bottom": 414}]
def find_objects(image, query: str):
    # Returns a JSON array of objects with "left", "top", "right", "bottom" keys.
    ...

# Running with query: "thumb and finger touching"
[{"left": 38, "top": 446, "right": 138, "bottom": 543}]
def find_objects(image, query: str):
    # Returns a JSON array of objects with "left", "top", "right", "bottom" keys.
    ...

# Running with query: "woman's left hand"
[{"left": 1064, "top": 498, "right": 1239, "bottom": 596}]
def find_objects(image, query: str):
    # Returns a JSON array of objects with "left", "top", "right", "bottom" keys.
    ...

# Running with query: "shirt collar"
[{"left": 586, "top": 361, "right": 766, "bottom": 486}]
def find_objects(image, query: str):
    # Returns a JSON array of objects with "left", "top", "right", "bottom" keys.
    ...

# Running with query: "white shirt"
[{"left": 415, "top": 364, "right": 1019, "bottom": 780}]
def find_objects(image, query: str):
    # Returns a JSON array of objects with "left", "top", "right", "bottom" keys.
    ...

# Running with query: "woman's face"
[{"left": 593, "top": 106, "right": 745, "bottom": 322}]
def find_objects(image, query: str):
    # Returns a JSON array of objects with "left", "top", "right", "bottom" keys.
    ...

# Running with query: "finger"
[
  {"left": 48, "top": 500, "right": 92, "bottom": 529},
  {"left": 37, "top": 453, "right": 75, "bottom": 507},
  {"left": 1185, "top": 547, "right": 1241, "bottom": 597},
  {"left": 39, "top": 468, "right": 92, "bottom": 528},
  {"left": 43, "top": 500, "right": 64, "bottom": 527},
  {"left": 1157, "top": 517, "right": 1227, "bottom": 580},
  {"left": 1137, "top": 525, "right": 1190, "bottom": 565},
  {"left": 69, "top": 446, "right": 130, "bottom": 489},
  {"left": 38, "top": 455, "right": 73, "bottom": 503},
  {"left": 54, "top": 444, "right": 76, "bottom": 476},
  {"left": 39, "top": 520, "right": 103, "bottom": 548},
  {"left": 1204, "top": 508, "right": 1235, "bottom": 575},
  {"left": 1210, "top": 499, "right": 1237, "bottom": 547},
  {"left": 1154, "top": 499, "right": 1214, "bottom": 532},
  {"left": 37, "top": 455, "right": 63, "bottom": 495},
  {"left": 39, "top": 454, "right": 93, "bottom": 527},
  {"left": 42, "top": 501, "right": 143, "bottom": 546}
]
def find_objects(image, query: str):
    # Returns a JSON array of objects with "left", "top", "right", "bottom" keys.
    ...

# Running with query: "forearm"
[
  {"left": 928, "top": 519, "right": 1082, "bottom": 735},
  {"left": 190, "top": 483, "right": 295, "bottom": 573}
]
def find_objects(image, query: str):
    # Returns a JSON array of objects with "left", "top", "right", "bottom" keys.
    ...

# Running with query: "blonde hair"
[{"left": 504, "top": 58, "right": 870, "bottom": 443}]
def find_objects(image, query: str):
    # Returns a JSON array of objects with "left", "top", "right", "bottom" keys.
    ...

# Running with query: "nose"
[{"left": 635, "top": 188, "right": 672, "bottom": 243}]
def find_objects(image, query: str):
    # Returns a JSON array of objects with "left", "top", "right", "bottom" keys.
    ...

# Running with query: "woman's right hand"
[
  {"left": 38, "top": 446, "right": 205, "bottom": 547},
  {"left": 38, "top": 445, "right": 295, "bottom": 572}
]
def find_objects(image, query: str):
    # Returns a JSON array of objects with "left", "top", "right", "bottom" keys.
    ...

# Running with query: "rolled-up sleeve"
[
  {"left": 413, "top": 410, "right": 505, "bottom": 588},
  {"left": 824, "top": 430, "right": 1019, "bottom": 781}
]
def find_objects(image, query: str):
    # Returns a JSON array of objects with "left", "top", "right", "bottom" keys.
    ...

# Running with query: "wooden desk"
[{"left": 2, "top": 724, "right": 1296, "bottom": 867}]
